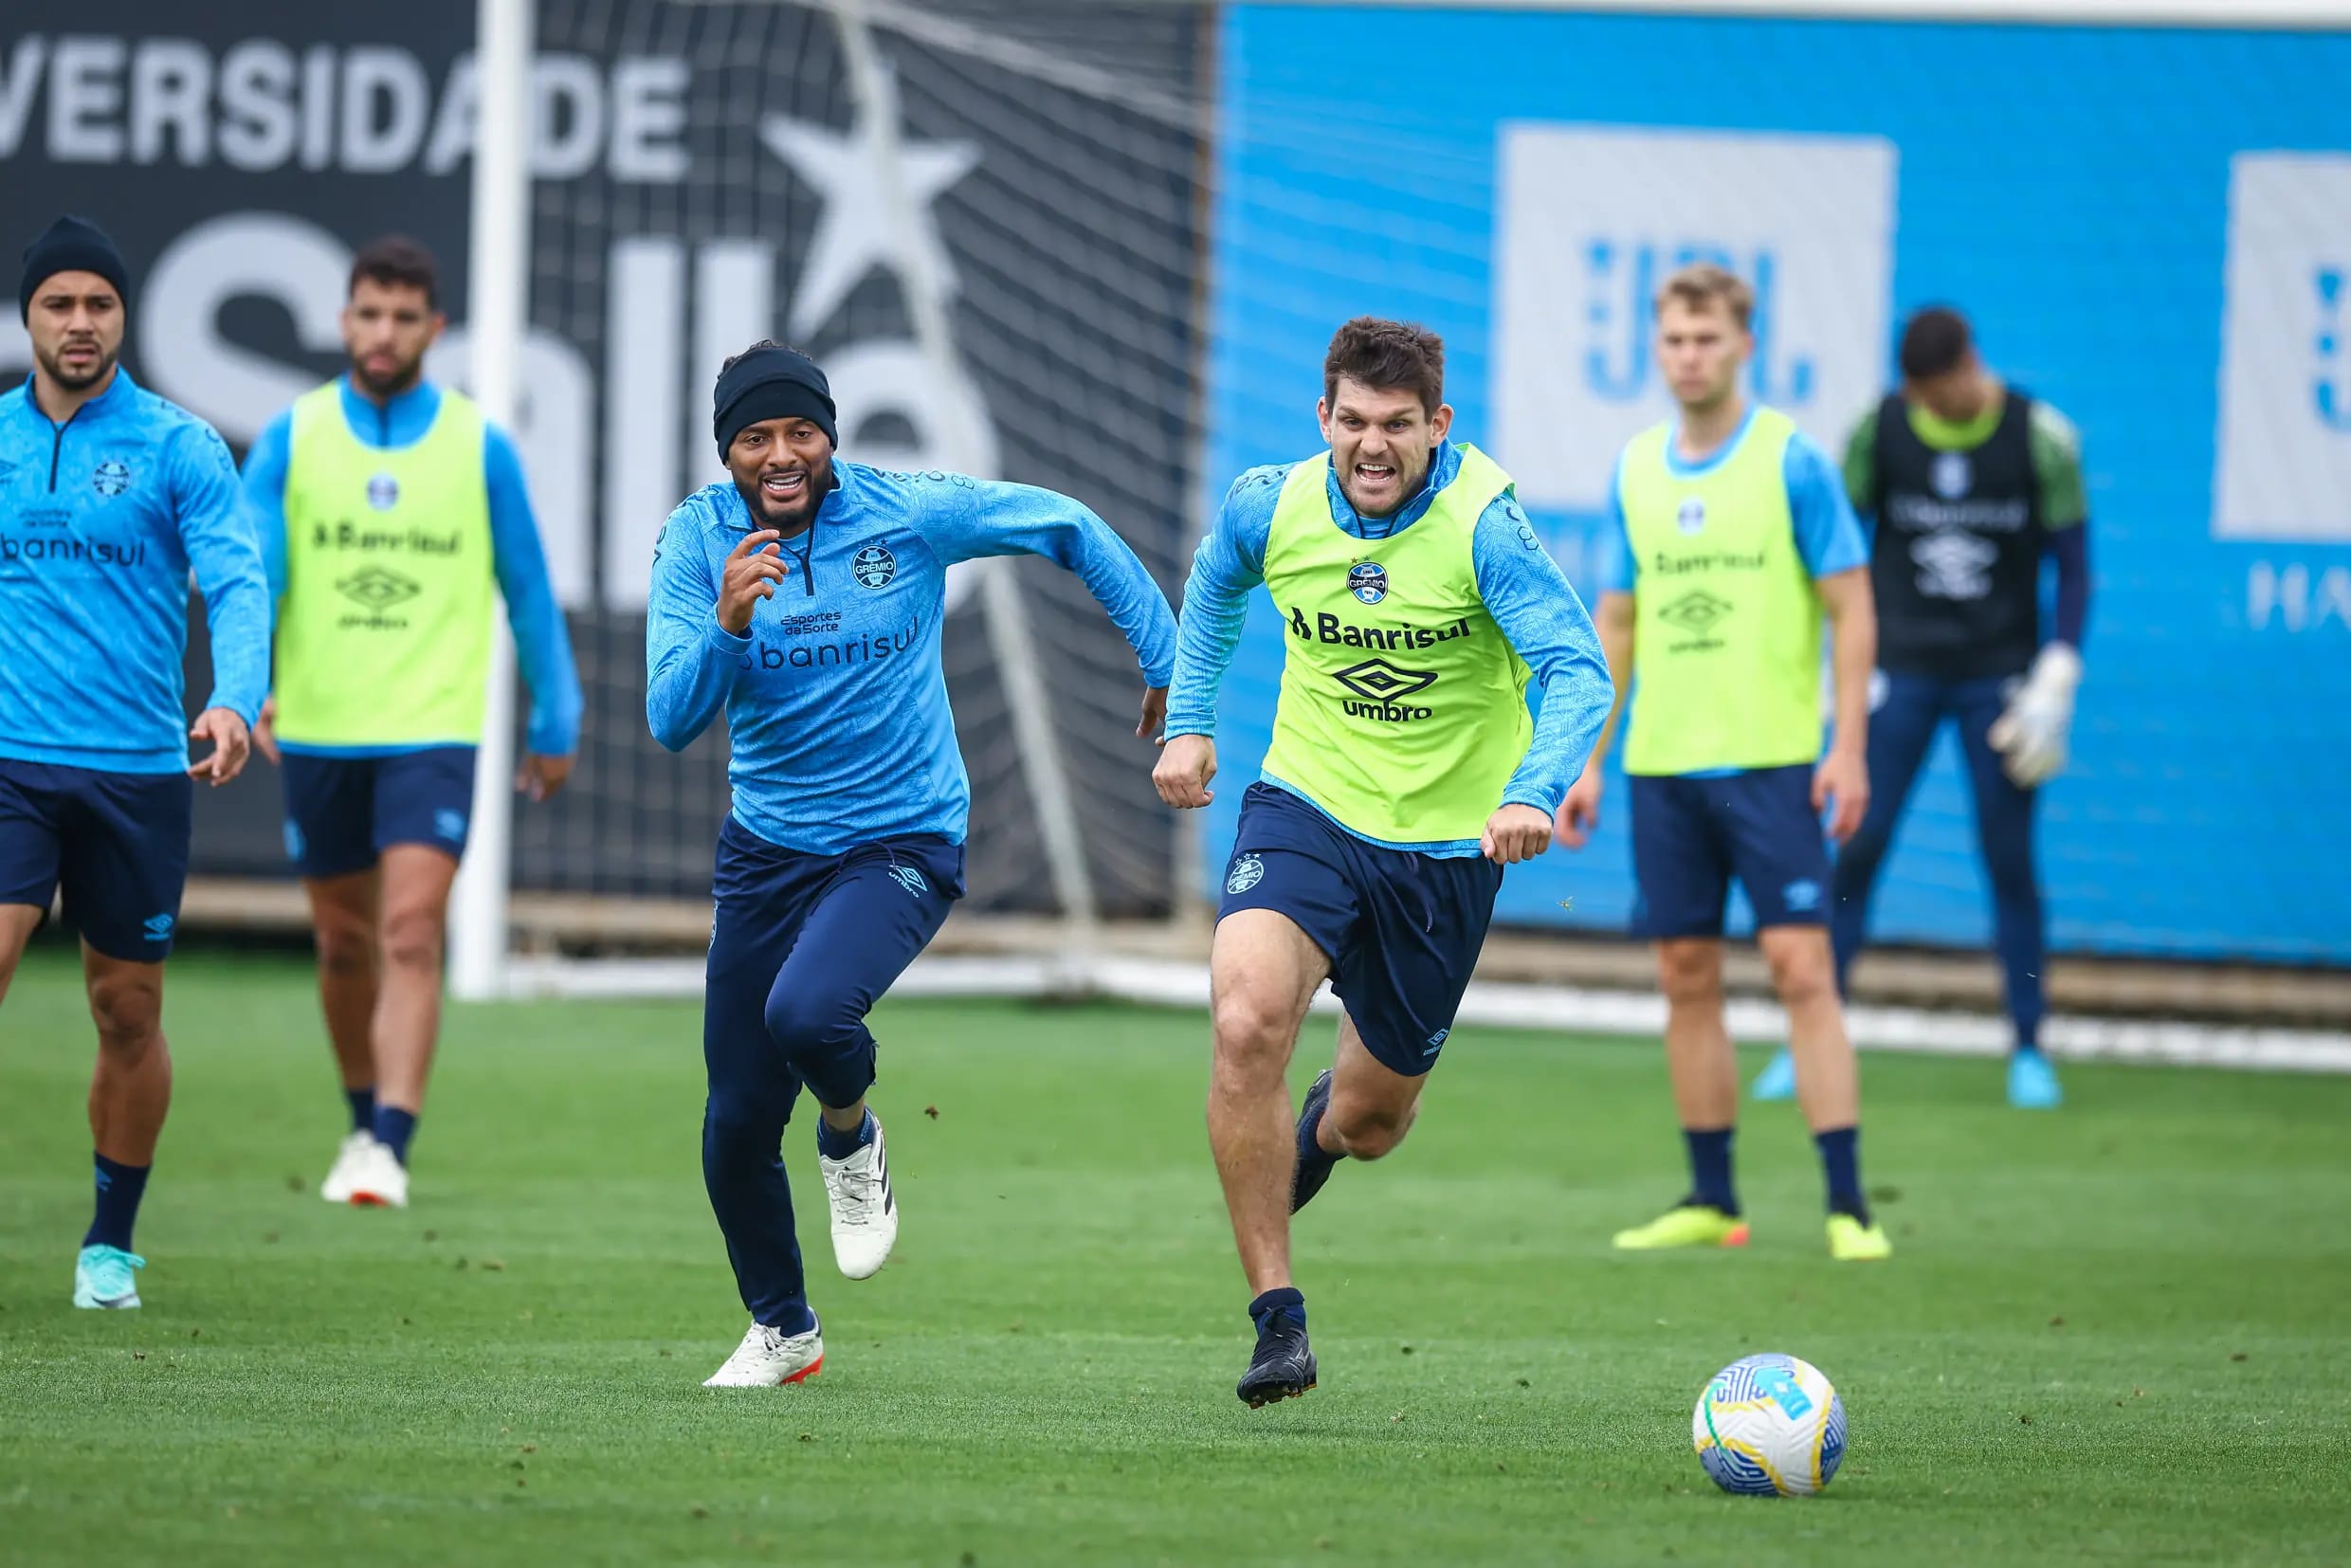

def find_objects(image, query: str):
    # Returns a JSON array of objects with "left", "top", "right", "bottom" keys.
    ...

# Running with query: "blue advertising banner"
[{"left": 1204, "top": 5, "right": 2351, "bottom": 963}]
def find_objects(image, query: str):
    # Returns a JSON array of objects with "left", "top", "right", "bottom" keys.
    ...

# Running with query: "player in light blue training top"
[
  {"left": 647, "top": 340, "right": 1177, "bottom": 1388},
  {"left": 0, "top": 216, "right": 272, "bottom": 1312}
]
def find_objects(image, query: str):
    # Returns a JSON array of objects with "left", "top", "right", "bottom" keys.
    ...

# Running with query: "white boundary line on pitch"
[{"left": 499, "top": 953, "right": 2351, "bottom": 1075}]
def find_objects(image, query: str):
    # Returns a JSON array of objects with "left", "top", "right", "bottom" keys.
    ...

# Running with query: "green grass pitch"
[{"left": 3, "top": 946, "right": 2347, "bottom": 1565}]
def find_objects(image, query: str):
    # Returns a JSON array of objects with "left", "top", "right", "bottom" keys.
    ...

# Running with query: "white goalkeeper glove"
[{"left": 1987, "top": 642, "right": 2083, "bottom": 789}]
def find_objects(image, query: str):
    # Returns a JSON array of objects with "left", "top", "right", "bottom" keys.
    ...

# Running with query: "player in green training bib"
[
  {"left": 1158, "top": 319, "right": 1613, "bottom": 1405},
  {"left": 241, "top": 238, "right": 583, "bottom": 1212},
  {"left": 1555, "top": 264, "right": 1891, "bottom": 1263}
]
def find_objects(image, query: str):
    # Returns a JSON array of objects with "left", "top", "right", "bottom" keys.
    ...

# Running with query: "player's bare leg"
[
  {"left": 345, "top": 845, "right": 459, "bottom": 1207},
  {"left": 1208, "top": 909, "right": 1327, "bottom": 1292},
  {"left": 1321, "top": 1012, "right": 1426, "bottom": 1158},
  {"left": 1614, "top": 938, "right": 1747, "bottom": 1249},
  {"left": 305, "top": 869, "right": 381, "bottom": 1103},
  {"left": 1658, "top": 938, "right": 1738, "bottom": 1128},
  {"left": 0, "top": 902, "right": 42, "bottom": 1005},
  {"left": 1207, "top": 908, "right": 1326, "bottom": 1406},
  {"left": 373, "top": 845, "right": 459, "bottom": 1118},
  {"left": 1759, "top": 924, "right": 1886, "bottom": 1259},
  {"left": 1292, "top": 1012, "right": 1428, "bottom": 1212},
  {"left": 1759, "top": 926, "right": 1856, "bottom": 1132},
  {"left": 75, "top": 943, "right": 172, "bottom": 1307},
  {"left": 304, "top": 868, "right": 382, "bottom": 1200},
  {"left": 84, "top": 945, "right": 172, "bottom": 1165}
]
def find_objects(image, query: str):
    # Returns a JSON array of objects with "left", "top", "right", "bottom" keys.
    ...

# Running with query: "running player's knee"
[
  {"left": 1329, "top": 1100, "right": 1413, "bottom": 1160},
  {"left": 86, "top": 972, "right": 161, "bottom": 1057},
  {"left": 702, "top": 1095, "right": 784, "bottom": 1168},
  {"left": 762, "top": 984, "right": 854, "bottom": 1057},
  {"left": 316, "top": 920, "right": 373, "bottom": 978},
  {"left": 1761, "top": 934, "right": 1835, "bottom": 1009},
  {"left": 1655, "top": 941, "right": 1722, "bottom": 1008},
  {"left": 1211, "top": 989, "right": 1296, "bottom": 1083},
  {"left": 379, "top": 905, "right": 445, "bottom": 975}
]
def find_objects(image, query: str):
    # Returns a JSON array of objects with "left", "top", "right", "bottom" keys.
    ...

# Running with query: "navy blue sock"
[
  {"left": 83, "top": 1153, "right": 151, "bottom": 1251},
  {"left": 1248, "top": 1286, "right": 1305, "bottom": 1335},
  {"left": 1815, "top": 1125, "right": 1868, "bottom": 1222},
  {"left": 346, "top": 1085, "right": 376, "bottom": 1135},
  {"left": 1683, "top": 1127, "right": 1739, "bottom": 1214},
  {"left": 815, "top": 1108, "right": 874, "bottom": 1160},
  {"left": 374, "top": 1105, "right": 418, "bottom": 1166}
]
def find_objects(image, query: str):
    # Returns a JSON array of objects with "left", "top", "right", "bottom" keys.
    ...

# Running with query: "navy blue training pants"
[{"left": 701, "top": 815, "right": 962, "bottom": 1332}]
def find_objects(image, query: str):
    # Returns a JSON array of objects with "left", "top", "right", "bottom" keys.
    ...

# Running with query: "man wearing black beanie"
[
  {"left": 647, "top": 338, "right": 1178, "bottom": 1388},
  {"left": 1, "top": 215, "right": 272, "bottom": 1314}
]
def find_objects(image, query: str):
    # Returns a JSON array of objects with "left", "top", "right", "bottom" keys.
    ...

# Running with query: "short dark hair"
[
  {"left": 350, "top": 236, "right": 439, "bottom": 308},
  {"left": 1322, "top": 317, "right": 1445, "bottom": 415},
  {"left": 723, "top": 337, "right": 793, "bottom": 374},
  {"left": 1899, "top": 307, "right": 1973, "bottom": 381}
]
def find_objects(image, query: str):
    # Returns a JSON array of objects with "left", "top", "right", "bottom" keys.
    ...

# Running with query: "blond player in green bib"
[
  {"left": 241, "top": 237, "right": 582, "bottom": 1210},
  {"left": 1556, "top": 264, "right": 1889, "bottom": 1262},
  {"left": 1158, "top": 319, "right": 1613, "bottom": 1405}
]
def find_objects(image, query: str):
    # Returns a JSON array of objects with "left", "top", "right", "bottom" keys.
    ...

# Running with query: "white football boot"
[
  {"left": 702, "top": 1319, "right": 825, "bottom": 1387},
  {"left": 819, "top": 1115, "right": 897, "bottom": 1279},
  {"left": 346, "top": 1138, "right": 410, "bottom": 1209},
  {"left": 319, "top": 1131, "right": 378, "bottom": 1204}
]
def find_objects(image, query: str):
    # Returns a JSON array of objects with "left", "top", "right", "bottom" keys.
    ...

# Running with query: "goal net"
[{"left": 494, "top": 0, "right": 1213, "bottom": 964}]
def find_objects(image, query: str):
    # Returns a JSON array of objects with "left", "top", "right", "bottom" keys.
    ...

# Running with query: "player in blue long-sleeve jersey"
[
  {"left": 1, "top": 216, "right": 272, "bottom": 1310},
  {"left": 239, "top": 237, "right": 583, "bottom": 1211},
  {"left": 648, "top": 340, "right": 1176, "bottom": 1387}
]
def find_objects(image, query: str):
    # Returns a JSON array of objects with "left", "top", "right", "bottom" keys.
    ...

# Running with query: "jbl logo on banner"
[
  {"left": 2214, "top": 153, "right": 2351, "bottom": 542},
  {"left": 1491, "top": 124, "right": 1897, "bottom": 512}
]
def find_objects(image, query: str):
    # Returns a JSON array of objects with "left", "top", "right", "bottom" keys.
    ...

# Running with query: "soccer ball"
[{"left": 1691, "top": 1353, "right": 1847, "bottom": 1497}]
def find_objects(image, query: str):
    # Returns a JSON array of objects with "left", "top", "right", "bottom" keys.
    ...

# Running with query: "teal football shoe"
[
  {"left": 2008, "top": 1048, "right": 2064, "bottom": 1109},
  {"left": 1749, "top": 1048, "right": 1797, "bottom": 1102},
  {"left": 73, "top": 1245, "right": 145, "bottom": 1309}
]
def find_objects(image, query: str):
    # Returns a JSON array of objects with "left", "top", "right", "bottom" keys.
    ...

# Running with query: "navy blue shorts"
[
  {"left": 281, "top": 747, "right": 478, "bottom": 879},
  {"left": 1215, "top": 782, "right": 1503, "bottom": 1077},
  {"left": 1629, "top": 765, "right": 1831, "bottom": 939},
  {"left": 0, "top": 758, "right": 193, "bottom": 961}
]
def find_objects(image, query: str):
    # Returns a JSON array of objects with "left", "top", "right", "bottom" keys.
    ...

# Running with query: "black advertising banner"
[{"left": 2, "top": 4, "right": 1208, "bottom": 912}]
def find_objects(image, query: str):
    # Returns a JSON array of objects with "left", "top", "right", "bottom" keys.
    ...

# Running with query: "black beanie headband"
[{"left": 713, "top": 344, "right": 838, "bottom": 456}]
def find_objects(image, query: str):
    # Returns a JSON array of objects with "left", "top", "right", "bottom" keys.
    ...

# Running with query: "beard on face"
[
  {"left": 735, "top": 452, "right": 831, "bottom": 533},
  {"left": 39, "top": 338, "right": 118, "bottom": 394},
  {"left": 352, "top": 349, "right": 427, "bottom": 399}
]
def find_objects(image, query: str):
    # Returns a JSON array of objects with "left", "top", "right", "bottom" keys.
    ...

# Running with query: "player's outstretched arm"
[
  {"left": 484, "top": 426, "right": 585, "bottom": 799},
  {"left": 931, "top": 477, "right": 1178, "bottom": 712},
  {"left": 1470, "top": 498, "right": 1613, "bottom": 862},
  {"left": 1152, "top": 468, "right": 1277, "bottom": 809},
  {"left": 646, "top": 506, "right": 778, "bottom": 753},
  {"left": 174, "top": 421, "right": 271, "bottom": 785}
]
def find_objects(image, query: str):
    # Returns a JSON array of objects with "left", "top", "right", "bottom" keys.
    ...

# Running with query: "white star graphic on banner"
[{"left": 758, "top": 76, "right": 981, "bottom": 337}]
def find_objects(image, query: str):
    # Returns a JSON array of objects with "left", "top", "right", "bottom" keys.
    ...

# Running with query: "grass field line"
[{"left": 500, "top": 952, "right": 2351, "bottom": 1073}]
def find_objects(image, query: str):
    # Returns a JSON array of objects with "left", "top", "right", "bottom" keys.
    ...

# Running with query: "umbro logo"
[
  {"left": 142, "top": 912, "right": 175, "bottom": 939},
  {"left": 1333, "top": 657, "right": 1439, "bottom": 703},
  {"left": 1658, "top": 590, "right": 1733, "bottom": 635}
]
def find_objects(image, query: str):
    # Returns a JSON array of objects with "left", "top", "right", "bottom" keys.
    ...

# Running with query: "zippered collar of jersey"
[
  {"left": 730, "top": 467, "right": 842, "bottom": 597},
  {"left": 20, "top": 365, "right": 132, "bottom": 491},
  {"left": 1321, "top": 439, "right": 1460, "bottom": 543}
]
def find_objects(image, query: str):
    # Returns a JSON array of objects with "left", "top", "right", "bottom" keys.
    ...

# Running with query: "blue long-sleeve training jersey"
[
  {"left": 1165, "top": 440, "right": 1614, "bottom": 856},
  {"left": 647, "top": 461, "right": 1177, "bottom": 855},
  {"left": 0, "top": 369, "right": 271, "bottom": 773},
  {"left": 241, "top": 378, "right": 584, "bottom": 757}
]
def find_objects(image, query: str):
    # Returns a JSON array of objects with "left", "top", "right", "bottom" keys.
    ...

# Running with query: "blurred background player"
[
  {"left": 1750, "top": 306, "right": 2089, "bottom": 1110},
  {"left": 1157, "top": 318, "right": 1611, "bottom": 1407},
  {"left": 241, "top": 236, "right": 583, "bottom": 1210},
  {"left": 1556, "top": 264, "right": 1889, "bottom": 1262},
  {"left": 0, "top": 216, "right": 270, "bottom": 1308},
  {"left": 650, "top": 341, "right": 1175, "bottom": 1389}
]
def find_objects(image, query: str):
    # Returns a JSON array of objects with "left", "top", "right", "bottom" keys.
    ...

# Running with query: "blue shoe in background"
[
  {"left": 1749, "top": 1048, "right": 1797, "bottom": 1103},
  {"left": 2008, "top": 1048, "right": 2064, "bottom": 1109}
]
